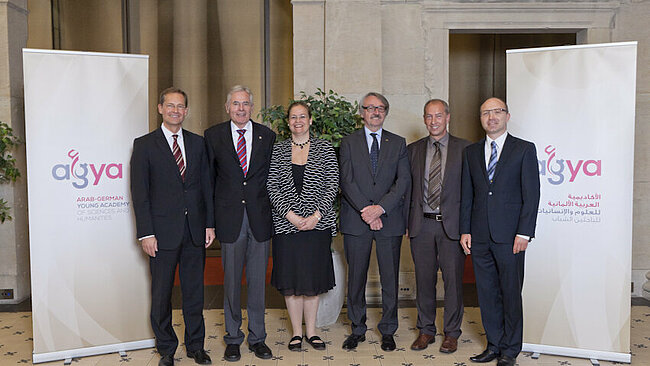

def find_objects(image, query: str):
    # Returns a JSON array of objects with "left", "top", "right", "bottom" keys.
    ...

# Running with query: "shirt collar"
[
  {"left": 230, "top": 120, "right": 252, "bottom": 133},
  {"left": 486, "top": 131, "right": 507, "bottom": 148},
  {"left": 429, "top": 132, "right": 449, "bottom": 147},
  {"left": 161, "top": 124, "right": 183, "bottom": 140},
  {"left": 364, "top": 126, "right": 383, "bottom": 139}
]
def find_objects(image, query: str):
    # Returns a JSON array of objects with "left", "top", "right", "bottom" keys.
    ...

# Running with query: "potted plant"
[
  {"left": 0, "top": 121, "right": 21, "bottom": 223},
  {"left": 259, "top": 89, "right": 362, "bottom": 327},
  {"left": 259, "top": 88, "right": 362, "bottom": 148}
]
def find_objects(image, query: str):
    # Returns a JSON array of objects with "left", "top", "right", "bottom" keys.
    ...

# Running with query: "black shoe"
[
  {"left": 305, "top": 335, "right": 326, "bottom": 350},
  {"left": 223, "top": 344, "right": 240, "bottom": 362},
  {"left": 186, "top": 349, "right": 211, "bottom": 365},
  {"left": 248, "top": 342, "right": 272, "bottom": 359},
  {"left": 288, "top": 335, "right": 303, "bottom": 351},
  {"left": 342, "top": 334, "right": 366, "bottom": 350},
  {"left": 159, "top": 354, "right": 174, "bottom": 366},
  {"left": 497, "top": 355, "right": 516, "bottom": 366},
  {"left": 470, "top": 349, "right": 500, "bottom": 363},
  {"left": 380, "top": 335, "right": 396, "bottom": 351}
]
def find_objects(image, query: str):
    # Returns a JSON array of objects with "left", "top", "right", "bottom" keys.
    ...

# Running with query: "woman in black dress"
[{"left": 267, "top": 101, "right": 339, "bottom": 351}]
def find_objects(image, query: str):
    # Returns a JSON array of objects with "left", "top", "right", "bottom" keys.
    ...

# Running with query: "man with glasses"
[
  {"left": 407, "top": 99, "right": 470, "bottom": 353},
  {"left": 339, "top": 92, "right": 411, "bottom": 351},
  {"left": 204, "top": 85, "right": 276, "bottom": 362},
  {"left": 131, "top": 87, "right": 215, "bottom": 366},
  {"left": 460, "top": 97, "right": 540, "bottom": 366}
]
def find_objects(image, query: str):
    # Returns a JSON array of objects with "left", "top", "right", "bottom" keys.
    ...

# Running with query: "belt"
[{"left": 423, "top": 213, "right": 442, "bottom": 221}]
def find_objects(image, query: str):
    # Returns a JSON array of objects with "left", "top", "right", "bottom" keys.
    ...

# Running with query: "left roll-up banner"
[{"left": 23, "top": 49, "right": 153, "bottom": 363}]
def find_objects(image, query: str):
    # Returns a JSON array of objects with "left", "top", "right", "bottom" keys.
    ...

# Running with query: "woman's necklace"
[{"left": 291, "top": 137, "right": 310, "bottom": 149}]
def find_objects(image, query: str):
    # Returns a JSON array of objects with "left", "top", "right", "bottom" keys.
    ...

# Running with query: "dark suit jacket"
[
  {"left": 407, "top": 133, "right": 470, "bottom": 240},
  {"left": 460, "top": 133, "right": 540, "bottom": 244},
  {"left": 130, "top": 128, "right": 214, "bottom": 249},
  {"left": 339, "top": 129, "right": 411, "bottom": 237},
  {"left": 204, "top": 120, "right": 276, "bottom": 243}
]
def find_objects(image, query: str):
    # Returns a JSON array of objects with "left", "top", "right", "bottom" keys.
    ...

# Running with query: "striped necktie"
[
  {"left": 427, "top": 141, "right": 441, "bottom": 210},
  {"left": 487, "top": 141, "right": 497, "bottom": 183},
  {"left": 236, "top": 129, "right": 248, "bottom": 176},
  {"left": 172, "top": 134, "right": 185, "bottom": 181}
]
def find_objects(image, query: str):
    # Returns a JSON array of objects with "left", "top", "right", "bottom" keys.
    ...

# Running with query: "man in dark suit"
[
  {"left": 407, "top": 99, "right": 470, "bottom": 353},
  {"left": 204, "top": 85, "right": 276, "bottom": 362},
  {"left": 131, "top": 87, "right": 215, "bottom": 366},
  {"left": 339, "top": 92, "right": 411, "bottom": 351},
  {"left": 460, "top": 97, "right": 540, "bottom": 366}
]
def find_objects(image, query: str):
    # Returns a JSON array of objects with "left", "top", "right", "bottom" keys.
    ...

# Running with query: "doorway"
[{"left": 449, "top": 33, "right": 576, "bottom": 143}]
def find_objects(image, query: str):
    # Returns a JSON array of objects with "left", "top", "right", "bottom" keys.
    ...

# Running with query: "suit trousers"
[
  {"left": 149, "top": 217, "right": 206, "bottom": 356},
  {"left": 221, "top": 208, "right": 270, "bottom": 345},
  {"left": 344, "top": 231, "right": 401, "bottom": 336},
  {"left": 409, "top": 217, "right": 465, "bottom": 338},
  {"left": 471, "top": 239, "right": 525, "bottom": 358}
]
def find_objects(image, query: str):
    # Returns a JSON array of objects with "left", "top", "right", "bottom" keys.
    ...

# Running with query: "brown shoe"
[
  {"left": 439, "top": 335, "right": 458, "bottom": 353},
  {"left": 410, "top": 332, "right": 435, "bottom": 351}
]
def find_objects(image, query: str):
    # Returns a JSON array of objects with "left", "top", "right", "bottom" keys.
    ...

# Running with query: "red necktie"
[
  {"left": 172, "top": 134, "right": 186, "bottom": 181},
  {"left": 236, "top": 129, "right": 247, "bottom": 176}
]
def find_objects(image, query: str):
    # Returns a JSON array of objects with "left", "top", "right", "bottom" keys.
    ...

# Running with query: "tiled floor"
[{"left": 1, "top": 305, "right": 648, "bottom": 365}]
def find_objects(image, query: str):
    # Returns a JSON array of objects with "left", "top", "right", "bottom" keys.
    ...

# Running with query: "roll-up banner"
[
  {"left": 23, "top": 49, "right": 153, "bottom": 363},
  {"left": 507, "top": 42, "right": 636, "bottom": 363}
]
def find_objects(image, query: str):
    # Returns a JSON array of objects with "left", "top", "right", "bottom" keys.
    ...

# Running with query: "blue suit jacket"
[{"left": 459, "top": 133, "right": 540, "bottom": 244}]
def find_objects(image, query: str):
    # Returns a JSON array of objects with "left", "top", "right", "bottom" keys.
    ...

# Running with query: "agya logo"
[
  {"left": 538, "top": 145, "right": 601, "bottom": 185},
  {"left": 51, "top": 149, "right": 123, "bottom": 189}
]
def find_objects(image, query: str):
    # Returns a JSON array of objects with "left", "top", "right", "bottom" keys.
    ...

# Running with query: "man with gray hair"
[
  {"left": 204, "top": 85, "right": 276, "bottom": 362},
  {"left": 339, "top": 92, "right": 410, "bottom": 351}
]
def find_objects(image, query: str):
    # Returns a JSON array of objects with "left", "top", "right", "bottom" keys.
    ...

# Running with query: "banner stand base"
[
  {"left": 33, "top": 339, "right": 155, "bottom": 364},
  {"left": 523, "top": 343, "right": 631, "bottom": 364}
]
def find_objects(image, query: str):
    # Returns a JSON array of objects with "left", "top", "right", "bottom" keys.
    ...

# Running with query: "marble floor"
[{"left": 0, "top": 304, "right": 648, "bottom": 366}]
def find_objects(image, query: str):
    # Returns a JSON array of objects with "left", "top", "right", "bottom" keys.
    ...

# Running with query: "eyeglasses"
[
  {"left": 362, "top": 105, "right": 386, "bottom": 113},
  {"left": 480, "top": 108, "right": 507, "bottom": 117},
  {"left": 164, "top": 103, "right": 186, "bottom": 111}
]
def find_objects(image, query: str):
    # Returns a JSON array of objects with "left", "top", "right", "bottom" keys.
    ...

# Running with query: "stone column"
[
  {"left": 172, "top": 0, "right": 208, "bottom": 134},
  {"left": 0, "top": 0, "right": 29, "bottom": 304}
]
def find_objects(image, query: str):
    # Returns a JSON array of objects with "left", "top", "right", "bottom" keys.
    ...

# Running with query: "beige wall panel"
[
  {"left": 26, "top": 0, "right": 52, "bottom": 48},
  {"left": 58, "top": 0, "right": 123, "bottom": 53},
  {"left": 381, "top": 4, "right": 423, "bottom": 96},
  {"left": 269, "top": 0, "right": 293, "bottom": 107},
  {"left": 614, "top": 2, "right": 650, "bottom": 271},
  {"left": 173, "top": 0, "right": 208, "bottom": 134},
  {"left": 138, "top": 0, "right": 160, "bottom": 131},
  {"left": 208, "top": 0, "right": 264, "bottom": 125},
  {"left": 292, "top": 1, "right": 324, "bottom": 96},
  {"left": 0, "top": 0, "right": 29, "bottom": 303},
  {"left": 325, "top": 0, "right": 381, "bottom": 93}
]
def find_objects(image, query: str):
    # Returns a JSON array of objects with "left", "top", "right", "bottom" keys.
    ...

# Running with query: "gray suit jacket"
[
  {"left": 339, "top": 129, "right": 411, "bottom": 236},
  {"left": 407, "top": 133, "right": 470, "bottom": 240}
]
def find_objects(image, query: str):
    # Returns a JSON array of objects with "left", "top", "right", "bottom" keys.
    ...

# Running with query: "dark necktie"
[
  {"left": 487, "top": 141, "right": 497, "bottom": 183},
  {"left": 427, "top": 141, "right": 441, "bottom": 210},
  {"left": 370, "top": 133, "right": 379, "bottom": 176},
  {"left": 172, "top": 134, "right": 185, "bottom": 181},
  {"left": 236, "top": 129, "right": 247, "bottom": 177}
]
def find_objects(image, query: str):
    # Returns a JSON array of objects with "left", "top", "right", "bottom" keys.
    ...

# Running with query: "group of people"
[{"left": 130, "top": 85, "right": 540, "bottom": 366}]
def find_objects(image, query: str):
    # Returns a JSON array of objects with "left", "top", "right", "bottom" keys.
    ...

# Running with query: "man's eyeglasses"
[
  {"left": 164, "top": 103, "right": 186, "bottom": 111},
  {"left": 480, "top": 108, "right": 507, "bottom": 117},
  {"left": 362, "top": 105, "right": 386, "bottom": 113}
]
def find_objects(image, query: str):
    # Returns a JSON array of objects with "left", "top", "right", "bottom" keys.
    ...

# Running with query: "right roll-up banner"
[{"left": 507, "top": 42, "right": 637, "bottom": 364}]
